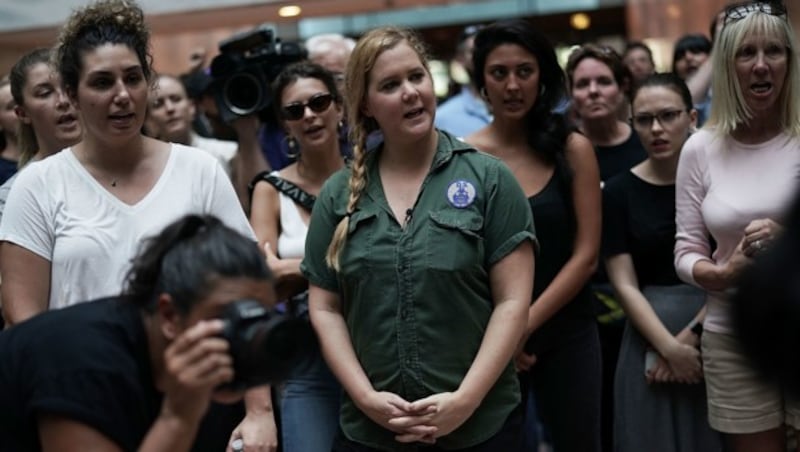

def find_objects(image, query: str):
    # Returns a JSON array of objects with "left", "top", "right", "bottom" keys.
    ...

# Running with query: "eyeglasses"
[
  {"left": 724, "top": 1, "right": 787, "bottom": 25},
  {"left": 281, "top": 93, "right": 333, "bottom": 121},
  {"left": 631, "top": 109, "right": 686, "bottom": 129}
]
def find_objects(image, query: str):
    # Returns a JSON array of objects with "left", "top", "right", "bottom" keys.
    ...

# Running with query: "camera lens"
[{"left": 223, "top": 73, "right": 263, "bottom": 116}]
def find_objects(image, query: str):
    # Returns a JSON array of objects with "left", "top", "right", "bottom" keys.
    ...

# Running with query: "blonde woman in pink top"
[{"left": 674, "top": 2, "right": 800, "bottom": 451}]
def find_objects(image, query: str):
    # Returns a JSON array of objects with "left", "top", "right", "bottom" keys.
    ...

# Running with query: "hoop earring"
[
  {"left": 480, "top": 87, "right": 488, "bottom": 100},
  {"left": 285, "top": 135, "right": 300, "bottom": 159},
  {"left": 540, "top": 84, "right": 546, "bottom": 96}
]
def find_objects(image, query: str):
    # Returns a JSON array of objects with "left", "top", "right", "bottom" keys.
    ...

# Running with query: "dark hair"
[
  {"left": 124, "top": 215, "right": 270, "bottom": 314},
  {"left": 9, "top": 48, "right": 52, "bottom": 165},
  {"left": 623, "top": 41, "right": 654, "bottom": 62},
  {"left": 472, "top": 19, "right": 571, "bottom": 165},
  {"left": 55, "top": 0, "right": 153, "bottom": 97},
  {"left": 671, "top": 34, "right": 712, "bottom": 71},
  {"left": 271, "top": 61, "right": 342, "bottom": 120},
  {"left": 631, "top": 72, "right": 694, "bottom": 111},
  {"left": 733, "top": 187, "right": 800, "bottom": 396}
]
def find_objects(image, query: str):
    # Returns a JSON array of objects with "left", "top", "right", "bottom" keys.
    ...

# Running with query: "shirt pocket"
[
  {"left": 340, "top": 209, "right": 378, "bottom": 274},
  {"left": 426, "top": 209, "right": 485, "bottom": 271}
]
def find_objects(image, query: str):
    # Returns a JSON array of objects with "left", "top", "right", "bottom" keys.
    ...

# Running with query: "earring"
[
  {"left": 539, "top": 84, "right": 546, "bottom": 96},
  {"left": 337, "top": 120, "right": 345, "bottom": 134},
  {"left": 480, "top": 87, "right": 489, "bottom": 100},
  {"left": 285, "top": 135, "right": 300, "bottom": 159}
]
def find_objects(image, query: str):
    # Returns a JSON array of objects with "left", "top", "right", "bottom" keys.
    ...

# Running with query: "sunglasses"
[
  {"left": 724, "top": 1, "right": 787, "bottom": 25},
  {"left": 281, "top": 93, "right": 333, "bottom": 121},
  {"left": 631, "top": 109, "right": 687, "bottom": 130}
]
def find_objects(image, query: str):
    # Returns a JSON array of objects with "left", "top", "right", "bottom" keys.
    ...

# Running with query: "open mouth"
[
  {"left": 751, "top": 82, "right": 773, "bottom": 94},
  {"left": 57, "top": 114, "right": 76, "bottom": 125},
  {"left": 652, "top": 139, "right": 669, "bottom": 147},
  {"left": 404, "top": 107, "right": 424, "bottom": 119}
]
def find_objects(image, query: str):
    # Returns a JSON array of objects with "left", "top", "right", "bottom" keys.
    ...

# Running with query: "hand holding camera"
[{"left": 162, "top": 319, "right": 234, "bottom": 424}]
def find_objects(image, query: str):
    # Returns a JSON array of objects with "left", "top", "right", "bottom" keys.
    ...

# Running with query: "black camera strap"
[{"left": 248, "top": 171, "right": 316, "bottom": 211}]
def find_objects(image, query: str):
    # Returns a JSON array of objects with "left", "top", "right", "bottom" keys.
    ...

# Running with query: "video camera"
[
  {"left": 209, "top": 25, "right": 307, "bottom": 123},
  {"left": 219, "top": 299, "right": 314, "bottom": 390}
]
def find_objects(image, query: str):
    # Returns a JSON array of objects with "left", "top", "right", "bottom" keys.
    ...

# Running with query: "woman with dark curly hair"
[{"left": 466, "top": 19, "right": 602, "bottom": 451}]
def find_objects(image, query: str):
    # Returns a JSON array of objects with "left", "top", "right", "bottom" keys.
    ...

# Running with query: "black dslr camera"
[
  {"left": 219, "top": 299, "right": 314, "bottom": 391},
  {"left": 209, "top": 25, "right": 307, "bottom": 123}
]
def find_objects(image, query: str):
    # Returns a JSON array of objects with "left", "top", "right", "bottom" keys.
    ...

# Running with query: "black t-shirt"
[
  {"left": 594, "top": 131, "right": 647, "bottom": 183},
  {"left": 602, "top": 170, "right": 682, "bottom": 286},
  {"left": 0, "top": 297, "right": 244, "bottom": 452},
  {"left": 0, "top": 298, "right": 160, "bottom": 451}
]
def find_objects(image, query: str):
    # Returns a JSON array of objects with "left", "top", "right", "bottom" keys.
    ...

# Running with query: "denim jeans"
[{"left": 280, "top": 348, "right": 342, "bottom": 452}]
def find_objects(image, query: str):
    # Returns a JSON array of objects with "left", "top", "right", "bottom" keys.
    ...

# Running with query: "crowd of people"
[{"left": 0, "top": 0, "right": 798, "bottom": 452}]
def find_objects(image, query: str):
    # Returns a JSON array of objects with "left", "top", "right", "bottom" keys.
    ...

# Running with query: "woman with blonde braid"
[{"left": 302, "top": 26, "right": 535, "bottom": 451}]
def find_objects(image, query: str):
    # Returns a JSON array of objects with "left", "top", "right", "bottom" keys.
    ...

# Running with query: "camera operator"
[
  {"left": 0, "top": 214, "right": 300, "bottom": 452},
  {"left": 208, "top": 26, "right": 308, "bottom": 172}
]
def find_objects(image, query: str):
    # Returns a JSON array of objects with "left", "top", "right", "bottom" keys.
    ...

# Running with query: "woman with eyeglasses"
[
  {"left": 674, "top": 2, "right": 800, "bottom": 451},
  {"left": 249, "top": 61, "right": 344, "bottom": 452},
  {"left": 605, "top": 73, "right": 723, "bottom": 452}
]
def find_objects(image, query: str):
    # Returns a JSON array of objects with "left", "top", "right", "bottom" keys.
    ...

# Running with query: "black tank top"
[{"left": 525, "top": 160, "right": 596, "bottom": 355}]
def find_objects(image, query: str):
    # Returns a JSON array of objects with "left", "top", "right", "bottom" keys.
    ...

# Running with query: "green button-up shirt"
[{"left": 302, "top": 131, "right": 536, "bottom": 451}]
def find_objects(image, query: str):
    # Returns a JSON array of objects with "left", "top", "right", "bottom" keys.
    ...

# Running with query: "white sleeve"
[
  {"left": 204, "top": 158, "right": 256, "bottom": 241},
  {"left": 0, "top": 166, "right": 54, "bottom": 260}
]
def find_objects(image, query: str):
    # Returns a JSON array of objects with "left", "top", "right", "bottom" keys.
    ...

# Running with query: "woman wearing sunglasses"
[
  {"left": 249, "top": 61, "right": 345, "bottom": 452},
  {"left": 675, "top": 2, "right": 800, "bottom": 451},
  {"left": 605, "top": 73, "right": 723, "bottom": 452}
]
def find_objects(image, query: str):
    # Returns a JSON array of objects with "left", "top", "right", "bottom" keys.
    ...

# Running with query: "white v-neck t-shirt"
[{"left": 0, "top": 143, "right": 255, "bottom": 310}]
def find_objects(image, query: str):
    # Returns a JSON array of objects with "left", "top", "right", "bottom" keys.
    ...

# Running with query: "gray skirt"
[{"left": 613, "top": 284, "right": 723, "bottom": 452}]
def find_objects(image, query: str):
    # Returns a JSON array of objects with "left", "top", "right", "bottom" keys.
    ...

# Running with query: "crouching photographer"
[{"left": 0, "top": 215, "right": 313, "bottom": 451}]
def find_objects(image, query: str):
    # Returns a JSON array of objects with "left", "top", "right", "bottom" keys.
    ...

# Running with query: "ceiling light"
[
  {"left": 279, "top": 5, "right": 302, "bottom": 17},
  {"left": 570, "top": 13, "right": 591, "bottom": 31}
]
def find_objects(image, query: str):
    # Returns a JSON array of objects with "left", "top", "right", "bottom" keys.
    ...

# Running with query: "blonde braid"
[{"left": 325, "top": 127, "right": 368, "bottom": 270}]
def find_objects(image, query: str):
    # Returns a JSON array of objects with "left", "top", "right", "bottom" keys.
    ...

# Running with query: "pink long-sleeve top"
[{"left": 675, "top": 129, "right": 800, "bottom": 334}]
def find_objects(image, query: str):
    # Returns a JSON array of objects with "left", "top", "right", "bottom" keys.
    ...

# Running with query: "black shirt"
[
  {"left": 602, "top": 170, "right": 682, "bottom": 286},
  {"left": 0, "top": 298, "right": 160, "bottom": 451},
  {"left": 595, "top": 131, "right": 647, "bottom": 183},
  {"left": 0, "top": 297, "right": 244, "bottom": 452}
]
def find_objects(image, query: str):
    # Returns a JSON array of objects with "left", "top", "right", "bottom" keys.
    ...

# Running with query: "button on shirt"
[{"left": 302, "top": 131, "right": 536, "bottom": 450}]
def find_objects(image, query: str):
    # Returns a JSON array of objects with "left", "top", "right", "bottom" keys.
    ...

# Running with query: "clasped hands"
[
  {"left": 357, "top": 390, "right": 476, "bottom": 445},
  {"left": 645, "top": 327, "right": 702, "bottom": 385}
]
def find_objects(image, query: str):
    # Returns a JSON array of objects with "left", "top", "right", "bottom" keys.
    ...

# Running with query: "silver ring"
[
  {"left": 230, "top": 438, "right": 244, "bottom": 452},
  {"left": 754, "top": 240, "right": 763, "bottom": 250}
]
